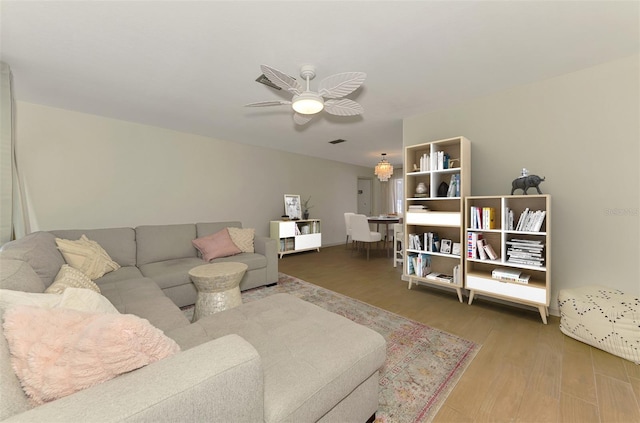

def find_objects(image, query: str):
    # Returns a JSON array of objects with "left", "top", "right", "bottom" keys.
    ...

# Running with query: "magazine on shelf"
[{"left": 426, "top": 272, "right": 454, "bottom": 283}]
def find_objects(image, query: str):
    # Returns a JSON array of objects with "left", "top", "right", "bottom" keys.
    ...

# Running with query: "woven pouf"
[{"left": 558, "top": 285, "right": 639, "bottom": 364}]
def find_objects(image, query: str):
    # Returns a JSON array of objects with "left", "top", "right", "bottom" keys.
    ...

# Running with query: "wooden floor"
[{"left": 277, "top": 245, "right": 640, "bottom": 423}]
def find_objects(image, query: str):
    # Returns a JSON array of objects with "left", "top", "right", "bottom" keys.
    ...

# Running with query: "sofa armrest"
[
  {"left": 254, "top": 236, "right": 278, "bottom": 283},
  {"left": 5, "top": 334, "right": 263, "bottom": 423}
]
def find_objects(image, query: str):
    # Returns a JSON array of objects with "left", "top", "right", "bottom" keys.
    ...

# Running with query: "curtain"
[
  {"left": 386, "top": 167, "right": 403, "bottom": 215},
  {"left": 0, "top": 62, "right": 29, "bottom": 243}
]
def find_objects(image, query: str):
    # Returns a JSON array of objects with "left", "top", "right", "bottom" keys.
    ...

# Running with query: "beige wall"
[
  {"left": 404, "top": 55, "right": 640, "bottom": 311},
  {"left": 15, "top": 101, "right": 373, "bottom": 245}
]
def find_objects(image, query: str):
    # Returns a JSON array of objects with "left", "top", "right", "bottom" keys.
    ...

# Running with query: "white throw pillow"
[
  {"left": 58, "top": 288, "right": 119, "bottom": 314},
  {"left": 45, "top": 265, "right": 101, "bottom": 294},
  {"left": 227, "top": 227, "right": 255, "bottom": 253},
  {"left": 55, "top": 235, "right": 120, "bottom": 280},
  {"left": 0, "top": 288, "right": 118, "bottom": 317}
]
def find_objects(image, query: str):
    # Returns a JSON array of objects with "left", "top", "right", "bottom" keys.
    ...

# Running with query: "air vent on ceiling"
[
  {"left": 255, "top": 74, "right": 282, "bottom": 90},
  {"left": 329, "top": 139, "right": 347, "bottom": 144}
]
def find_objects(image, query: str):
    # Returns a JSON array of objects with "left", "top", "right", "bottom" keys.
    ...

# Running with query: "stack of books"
[
  {"left": 491, "top": 267, "right": 531, "bottom": 284},
  {"left": 408, "top": 204, "right": 429, "bottom": 212},
  {"left": 469, "top": 206, "right": 496, "bottom": 229},
  {"left": 506, "top": 238, "right": 545, "bottom": 266},
  {"left": 510, "top": 207, "right": 546, "bottom": 232}
]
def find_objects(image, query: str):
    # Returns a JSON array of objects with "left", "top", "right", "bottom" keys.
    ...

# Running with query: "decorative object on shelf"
[
  {"left": 302, "top": 196, "right": 314, "bottom": 219},
  {"left": 284, "top": 194, "right": 301, "bottom": 220},
  {"left": 245, "top": 64, "right": 366, "bottom": 126},
  {"left": 437, "top": 181, "right": 449, "bottom": 197},
  {"left": 375, "top": 153, "right": 394, "bottom": 181},
  {"left": 415, "top": 182, "right": 427, "bottom": 196},
  {"left": 511, "top": 173, "right": 545, "bottom": 195}
]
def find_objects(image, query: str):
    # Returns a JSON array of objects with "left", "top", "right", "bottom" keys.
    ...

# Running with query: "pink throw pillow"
[
  {"left": 192, "top": 228, "right": 242, "bottom": 261},
  {"left": 2, "top": 305, "right": 180, "bottom": 405}
]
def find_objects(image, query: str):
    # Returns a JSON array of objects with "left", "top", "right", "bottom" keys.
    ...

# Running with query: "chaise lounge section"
[{"left": 0, "top": 222, "right": 387, "bottom": 422}]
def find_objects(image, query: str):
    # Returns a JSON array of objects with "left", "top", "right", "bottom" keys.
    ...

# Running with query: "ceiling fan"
[{"left": 245, "top": 64, "right": 366, "bottom": 125}]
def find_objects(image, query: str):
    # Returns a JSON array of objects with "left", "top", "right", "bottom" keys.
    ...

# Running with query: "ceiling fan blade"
[
  {"left": 261, "top": 65, "right": 302, "bottom": 95},
  {"left": 318, "top": 72, "right": 366, "bottom": 99},
  {"left": 293, "top": 112, "right": 314, "bottom": 125},
  {"left": 244, "top": 100, "right": 291, "bottom": 107},
  {"left": 324, "top": 99, "right": 364, "bottom": 116}
]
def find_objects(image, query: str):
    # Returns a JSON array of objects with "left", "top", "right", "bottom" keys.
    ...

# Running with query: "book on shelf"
[
  {"left": 477, "top": 238, "right": 488, "bottom": 260},
  {"left": 467, "top": 232, "right": 483, "bottom": 259},
  {"left": 408, "top": 253, "right": 431, "bottom": 277},
  {"left": 505, "top": 238, "right": 545, "bottom": 266},
  {"left": 452, "top": 242, "right": 461, "bottom": 256},
  {"left": 419, "top": 153, "right": 430, "bottom": 172},
  {"left": 483, "top": 243, "right": 499, "bottom": 260},
  {"left": 491, "top": 267, "right": 531, "bottom": 284},
  {"left": 515, "top": 208, "right": 546, "bottom": 232},
  {"left": 408, "top": 234, "right": 422, "bottom": 250},
  {"left": 408, "top": 204, "right": 430, "bottom": 212},
  {"left": 505, "top": 207, "right": 514, "bottom": 230},
  {"left": 426, "top": 272, "right": 454, "bottom": 283},
  {"left": 446, "top": 174, "right": 460, "bottom": 197},
  {"left": 423, "top": 232, "right": 440, "bottom": 252},
  {"left": 470, "top": 206, "right": 496, "bottom": 229},
  {"left": 453, "top": 264, "right": 461, "bottom": 284}
]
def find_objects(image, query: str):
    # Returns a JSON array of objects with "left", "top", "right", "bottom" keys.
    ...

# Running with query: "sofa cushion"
[
  {"left": 228, "top": 227, "right": 255, "bottom": 253},
  {"left": 136, "top": 224, "right": 198, "bottom": 266},
  {"left": 97, "top": 277, "right": 168, "bottom": 311},
  {"left": 45, "top": 265, "right": 100, "bottom": 294},
  {"left": 0, "top": 259, "right": 45, "bottom": 293},
  {"left": 138, "top": 257, "right": 204, "bottom": 290},
  {"left": 3, "top": 305, "right": 180, "bottom": 405},
  {"left": 175, "top": 293, "right": 386, "bottom": 423},
  {"left": 212, "top": 252, "right": 266, "bottom": 271},
  {"left": 94, "top": 266, "right": 145, "bottom": 285},
  {"left": 50, "top": 228, "right": 137, "bottom": 267},
  {"left": 192, "top": 229, "right": 242, "bottom": 261},
  {"left": 55, "top": 235, "right": 121, "bottom": 280},
  {"left": 0, "top": 232, "right": 65, "bottom": 288}
]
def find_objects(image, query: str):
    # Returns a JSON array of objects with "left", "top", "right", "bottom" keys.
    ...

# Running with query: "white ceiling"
[{"left": 1, "top": 1, "right": 638, "bottom": 168}]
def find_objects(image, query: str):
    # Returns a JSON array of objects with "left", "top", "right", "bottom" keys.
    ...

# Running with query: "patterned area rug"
[{"left": 183, "top": 273, "right": 480, "bottom": 423}]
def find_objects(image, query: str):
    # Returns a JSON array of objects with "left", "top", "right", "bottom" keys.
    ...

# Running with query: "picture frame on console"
[{"left": 284, "top": 194, "right": 302, "bottom": 220}]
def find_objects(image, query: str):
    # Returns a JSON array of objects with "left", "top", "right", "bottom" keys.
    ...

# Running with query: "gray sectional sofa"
[
  {"left": 43, "top": 221, "right": 278, "bottom": 307},
  {"left": 0, "top": 223, "right": 387, "bottom": 422}
]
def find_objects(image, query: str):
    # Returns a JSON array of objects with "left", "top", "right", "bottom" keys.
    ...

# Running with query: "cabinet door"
[
  {"left": 279, "top": 222, "right": 296, "bottom": 238},
  {"left": 295, "top": 233, "right": 321, "bottom": 250}
]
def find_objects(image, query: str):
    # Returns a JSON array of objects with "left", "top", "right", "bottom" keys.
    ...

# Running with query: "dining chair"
[
  {"left": 350, "top": 214, "right": 382, "bottom": 260},
  {"left": 393, "top": 223, "right": 404, "bottom": 268},
  {"left": 344, "top": 212, "right": 355, "bottom": 248}
]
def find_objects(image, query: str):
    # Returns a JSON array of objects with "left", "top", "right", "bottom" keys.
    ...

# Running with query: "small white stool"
[
  {"left": 189, "top": 262, "right": 248, "bottom": 322},
  {"left": 558, "top": 285, "right": 639, "bottom": 363}
]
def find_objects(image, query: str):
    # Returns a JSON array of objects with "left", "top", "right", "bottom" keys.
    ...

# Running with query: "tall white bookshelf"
[{"left": 403, "top": 136, "right": 471, "bottom": 302}]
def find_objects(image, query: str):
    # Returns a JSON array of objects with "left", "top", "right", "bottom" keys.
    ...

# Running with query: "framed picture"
[
  {"left": 452, "top": 242, "right": 461, "bottom": 256},
  {"left": 284, "top": 194, "right": 301, "bottom": 220},
  {"left": 440, "top": 239, "right": 452, "bottom": 254}
]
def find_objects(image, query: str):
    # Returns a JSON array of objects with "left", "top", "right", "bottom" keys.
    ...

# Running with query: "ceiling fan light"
[{"left": 292, "top": 92, "right": 324, "bottom": 115}]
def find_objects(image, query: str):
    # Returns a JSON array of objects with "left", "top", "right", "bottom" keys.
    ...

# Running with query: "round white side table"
[{"left": 188, "top": 262, "right": 248, "bottom": 322}]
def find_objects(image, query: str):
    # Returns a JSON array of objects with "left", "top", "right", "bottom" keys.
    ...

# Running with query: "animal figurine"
[{"left": 511, "top": 174, "right": 545, "bottom": 195}]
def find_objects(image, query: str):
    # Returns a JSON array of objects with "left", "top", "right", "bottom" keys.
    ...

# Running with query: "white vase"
[{"left": 416, "top": 182, "right": 427, "bottom": 195}]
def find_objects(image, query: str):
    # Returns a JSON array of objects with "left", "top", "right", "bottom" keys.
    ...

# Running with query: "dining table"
[{"left": 367, "top": 215, "right": 401, "bottom": 256}]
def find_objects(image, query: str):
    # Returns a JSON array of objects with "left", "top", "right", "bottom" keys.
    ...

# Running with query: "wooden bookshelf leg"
[
  {"left": 468, "top": 290, "right": 475, "bottom": 305},
  {"left": 538, "top": 306, "right": 548, "bottom": 324},
  {"left": 407, "top": 278, "right": 413, "bottom": 290},
  {"left": 455, "top": 288, "right": 463, "bottom": 303}
]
